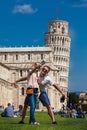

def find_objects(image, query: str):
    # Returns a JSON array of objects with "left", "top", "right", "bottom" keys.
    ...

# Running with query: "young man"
[
  {"left": 11, "top": 63, "right": 42, "bottom": 125},
  {"left": 37, "top": 65, "right": 65, "bottom": 124}
]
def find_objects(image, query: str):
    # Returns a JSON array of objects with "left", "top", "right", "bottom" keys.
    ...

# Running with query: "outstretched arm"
[
  {"left": 53, "top": 83, "right": 65, "bottom": 96},
  {"left": 15, "top": 76, "right": 27, "bottom": 83},
  {"left": 11, "top": 76, "right": 27, "bottom": 86},
  {"left": 11, "top": 63, "right": 41, "bottom": 86}
]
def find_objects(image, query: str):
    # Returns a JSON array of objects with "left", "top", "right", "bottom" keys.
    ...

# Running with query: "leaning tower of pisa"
[{"left": 44, "top": 20, "right": 71, "bottom": 102}]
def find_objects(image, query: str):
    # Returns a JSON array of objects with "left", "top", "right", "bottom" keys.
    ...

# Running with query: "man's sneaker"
[
  {"left": 30, "top": 122, "right": 40, "bottom": 125},
  {"left": 19, "top": 120, "right": 24, "bottom": 124},
  {"left": 52, "top": 121, "right": 57, "bottom": 124}
]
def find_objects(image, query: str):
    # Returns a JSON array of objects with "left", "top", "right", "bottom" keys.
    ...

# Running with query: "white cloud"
[{"left": 12, "top": 4, "right": 38, "bottom": 14}]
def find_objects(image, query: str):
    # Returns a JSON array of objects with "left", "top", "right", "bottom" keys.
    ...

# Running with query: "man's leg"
[
  {"left": 46, "top": 105, "right": 57, "bottom": 124},
  {"left": 39, "top": 92, "right": 57, "bottom": 124},
  {"left": 46, "top": 105, "right": 55, "bottom": 122}
]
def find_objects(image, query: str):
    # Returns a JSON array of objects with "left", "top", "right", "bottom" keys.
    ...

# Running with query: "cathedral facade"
[{"left": 0, "top": 19, "right": 71, "bottom": 110}]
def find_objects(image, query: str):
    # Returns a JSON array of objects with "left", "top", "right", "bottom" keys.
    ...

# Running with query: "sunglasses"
[{"left": 42, "top": 68, "right": 48, "bottom": 73}]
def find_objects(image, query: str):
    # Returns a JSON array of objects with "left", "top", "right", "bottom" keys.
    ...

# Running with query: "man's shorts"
[{"left": 39, "top": 92, "right": 50, "bottom": 106}]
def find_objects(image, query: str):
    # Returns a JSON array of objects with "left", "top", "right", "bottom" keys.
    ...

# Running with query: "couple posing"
[{"left": 12, "top": 62, "right": 65, "bottom": 125}]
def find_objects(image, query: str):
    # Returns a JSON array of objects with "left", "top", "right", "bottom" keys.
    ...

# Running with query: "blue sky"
[{"left": 0, "top": 0, "right": 87, "bottom": 92}]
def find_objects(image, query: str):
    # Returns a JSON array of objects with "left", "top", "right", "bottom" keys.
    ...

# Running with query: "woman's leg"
[
  {"left": 21, "top": 104, "right": 28, "bottom": 121},
  {"left": 29, "top": 94, "right": 36, "bottom": 123}
]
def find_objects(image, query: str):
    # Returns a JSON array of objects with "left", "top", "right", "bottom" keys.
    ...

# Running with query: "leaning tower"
[{"left": 44, "top": 20, "right": 71, "bottom": 107}]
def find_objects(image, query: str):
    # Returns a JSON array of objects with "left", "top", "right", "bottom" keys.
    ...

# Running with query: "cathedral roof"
[
  {"left": 0, "top": 47, "right": 52, "bottom": 52},
  {"left": 0, "top": 62, "right": 10, "bottom": 69}
]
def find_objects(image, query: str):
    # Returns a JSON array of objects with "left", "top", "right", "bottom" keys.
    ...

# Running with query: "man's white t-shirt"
[{"left": 39, "top": 74, "right": 55, "bottom": 92}]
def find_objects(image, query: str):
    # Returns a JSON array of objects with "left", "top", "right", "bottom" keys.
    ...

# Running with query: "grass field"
[{"left": 0, "top": 112, "right": 87, "bottom": 130}]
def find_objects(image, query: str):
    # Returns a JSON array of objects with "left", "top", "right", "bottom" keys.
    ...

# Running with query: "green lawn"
[{"left": 0, "top": 112, "right": 87, "bottom": 130}]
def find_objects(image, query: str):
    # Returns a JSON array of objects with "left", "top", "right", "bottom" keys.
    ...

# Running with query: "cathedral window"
[
  {"left": 21, "top": 87, "right": 24, "bottom": 95},
  {"left": 16, "top": 54, "right": 18, "bottom": 60},
  {"left": 41, "top": 54, "right": 43, "bottom": 60},
  {"left": 4, "top": 54, "right": 7, "bottom": 60},
  {"left": 20, "top": 70, "right": 22, "bottom": 77},
  {"left": 28, "top": 54, "right": 30, "bottom": 60}
]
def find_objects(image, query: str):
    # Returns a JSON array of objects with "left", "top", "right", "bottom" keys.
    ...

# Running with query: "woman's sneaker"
[
  {"left": 19, "top": 120, "right": 24, "bottom": 124},
  {"left": 34, "top": 122, "right": 40, "bottom": 125}
]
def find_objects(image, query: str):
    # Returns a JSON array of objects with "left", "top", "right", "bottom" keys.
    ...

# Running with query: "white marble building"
[{"left": 0, "top": 19, "right": 71, "bottom": 110}]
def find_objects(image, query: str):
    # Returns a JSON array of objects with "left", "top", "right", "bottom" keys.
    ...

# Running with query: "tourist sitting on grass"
[
  {"left": 52, "top": 107, "right": 58, "bottom": 115},
  {"left": 14, "top": 105, "right": 23, "bottom": 117},
  {"left": 1, "top": 103, "right": 14, "bottom": 117},
  {"left": 70, "top": 109, "right": 77, "bottom": 118}
]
